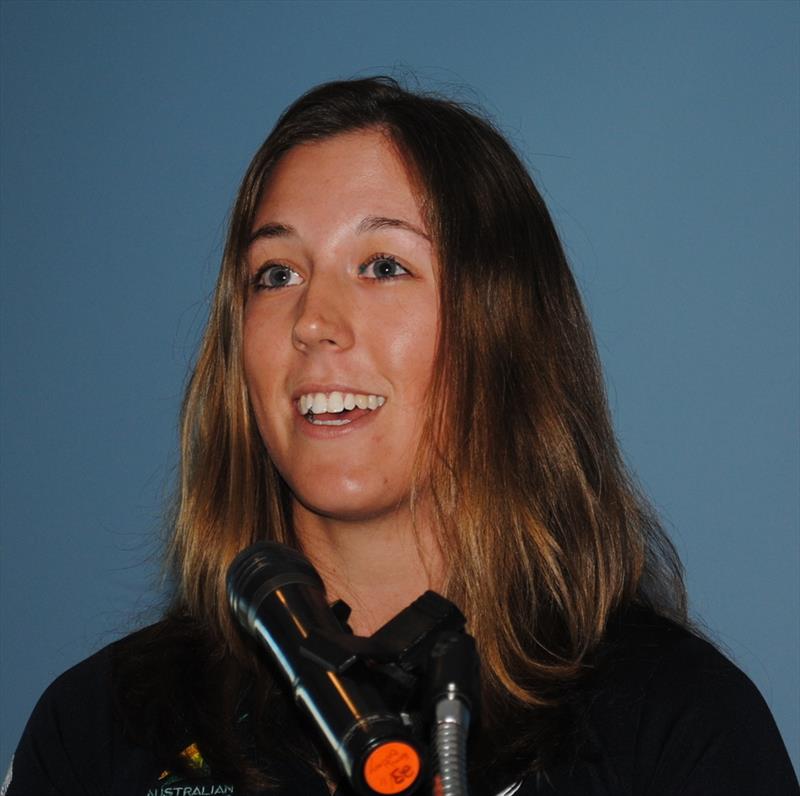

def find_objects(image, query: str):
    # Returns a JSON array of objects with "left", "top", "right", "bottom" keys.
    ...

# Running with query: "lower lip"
[{"left": 294, "top": 406, "right": 380, "bottom": 438}]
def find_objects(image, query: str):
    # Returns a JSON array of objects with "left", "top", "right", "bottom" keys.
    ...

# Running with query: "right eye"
[{"left": 252, "top": 264, "right": 304, "bottom": 291}]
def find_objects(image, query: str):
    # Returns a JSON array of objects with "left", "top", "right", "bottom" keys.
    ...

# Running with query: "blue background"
[{"left": 1, "top": 0, "right": 798, "bottom": 776}]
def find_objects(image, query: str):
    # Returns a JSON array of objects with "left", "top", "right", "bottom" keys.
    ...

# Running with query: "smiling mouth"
[{"left": 297, "top": 391, "right": 386, "bottom": 426}]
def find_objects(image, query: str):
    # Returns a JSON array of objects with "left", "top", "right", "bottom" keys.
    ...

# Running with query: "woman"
[{"left": 7, "top": 77, "right": 797, "bottom": 796}]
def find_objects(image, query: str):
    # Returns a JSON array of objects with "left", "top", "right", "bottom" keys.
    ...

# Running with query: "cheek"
[
  {"left": 242, "top": 314, "right": 286, "bottom": 428},
  {"left": 242, "top": 331, "right": 264, "bottom": 409},
  {"left": 386, "top": 302, "right": 438, "bottom": 401}
]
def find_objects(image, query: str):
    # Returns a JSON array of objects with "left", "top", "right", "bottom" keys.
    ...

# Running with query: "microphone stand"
[{"left": 427, "top": 632, "right": 478, "bottom": 796}]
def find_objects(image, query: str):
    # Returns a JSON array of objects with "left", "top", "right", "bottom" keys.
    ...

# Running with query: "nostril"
[{"left": 292, "top": 314, "right": 353, "bottom": 351}]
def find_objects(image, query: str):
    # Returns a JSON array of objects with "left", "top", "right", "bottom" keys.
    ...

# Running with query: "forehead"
[{"left": 252, "top": 130, "right": 426, "bottom": 231}]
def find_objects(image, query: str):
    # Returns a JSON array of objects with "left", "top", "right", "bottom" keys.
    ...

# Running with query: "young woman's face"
[{"left": 243, "top": 130, "right": 438, "bottom": 522}]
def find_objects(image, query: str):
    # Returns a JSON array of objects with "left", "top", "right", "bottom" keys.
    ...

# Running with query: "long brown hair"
[{"left": 136, "top": 76, "right": 686, "bottom": 778}]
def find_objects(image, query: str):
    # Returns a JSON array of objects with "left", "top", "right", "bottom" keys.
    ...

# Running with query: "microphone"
[{"left": 227, "top": 541, "right": 423, "bottom": 796}]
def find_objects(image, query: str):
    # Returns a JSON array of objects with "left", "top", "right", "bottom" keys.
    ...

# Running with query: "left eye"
[
  {"left": 253, "top": 264, "right": 304, "bottom": 291},
  {"left": 358, "top": 255, "right": 409, "bottom": 280}
]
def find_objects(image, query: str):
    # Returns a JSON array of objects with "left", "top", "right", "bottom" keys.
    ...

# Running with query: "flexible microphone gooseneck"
[{"left": 227, "top": 541, "right": 423, "bottom": 796}]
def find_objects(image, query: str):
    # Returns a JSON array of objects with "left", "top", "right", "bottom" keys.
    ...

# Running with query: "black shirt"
[{"left": 5, "top": 609, "right": 798, "bottom": 795}]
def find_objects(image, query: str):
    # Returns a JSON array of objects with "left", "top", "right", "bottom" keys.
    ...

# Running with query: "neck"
[{"left": 292, "top": 500, "right": 442, "bottom": 637}]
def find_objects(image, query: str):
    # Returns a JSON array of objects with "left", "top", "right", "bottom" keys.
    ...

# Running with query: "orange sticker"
[{"left": 363, "top": 741, "right": 421, "bottom": 794}]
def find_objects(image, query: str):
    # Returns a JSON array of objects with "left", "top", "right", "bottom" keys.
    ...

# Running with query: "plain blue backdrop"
[{"left": 1, "top": 0, "right": 798, "bottom": 777}]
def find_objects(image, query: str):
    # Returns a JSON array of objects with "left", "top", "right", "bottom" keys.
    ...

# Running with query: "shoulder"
[
  {"left": 23, "top": 625, "right": 158, "bottom": 733},
  {"left": 34, "top": 641, "right": 115, "bottom": 711},
  {"left": 576, "top": 606, "right": 799, "bottom": 795},
  {"left": 597, "top": 605, "right": 754, "bottom": 704},
  {"left": 17, "top": 641, "right": 116, "bottom": 759},
  {"left": 601, "top": 606, "right": 774, "bottom": 725},
  {"left": 6, "top": 630, "right": 160, "bottom": 796}
]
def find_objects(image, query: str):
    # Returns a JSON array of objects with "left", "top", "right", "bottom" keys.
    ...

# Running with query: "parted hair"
[{"left": 121, "top": 76, "right": 687, "bottom": 782}]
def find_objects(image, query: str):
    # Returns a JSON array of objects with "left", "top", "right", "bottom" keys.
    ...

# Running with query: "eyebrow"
[
  {"left": 248, "top": 222, "right": 297, "bottom": 245},
  {"left": 248, "top": 215, "right": 430, "bottom": 246},
  {"left": 356, "top": 215, "right": 431, "bottom": 241}
]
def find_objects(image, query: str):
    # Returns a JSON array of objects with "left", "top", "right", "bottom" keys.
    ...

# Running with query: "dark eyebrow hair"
[
  {"left": 248, "top": 222, "right": 297, "bottom": 245},
  {"left": 357, "top": 215, "right": 431, "bottom": 241}
]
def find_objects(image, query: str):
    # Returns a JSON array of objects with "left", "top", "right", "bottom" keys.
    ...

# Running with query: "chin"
[{"left": 289, "top": 479, "right": 408, "bottom": 524}]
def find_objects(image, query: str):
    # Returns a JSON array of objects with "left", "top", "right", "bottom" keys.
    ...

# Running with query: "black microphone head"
[{"left": 226, "top": 541, "right": 324, "bottom": 634}]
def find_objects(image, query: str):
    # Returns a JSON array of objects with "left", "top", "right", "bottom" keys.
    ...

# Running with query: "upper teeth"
[{"left": 298, "top": 391, "right": 386, "bottom": 415}]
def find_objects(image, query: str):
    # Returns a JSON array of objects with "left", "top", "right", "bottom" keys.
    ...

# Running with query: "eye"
[
  {"left": 252, "top": 264, "right": 304, "bottom": 291},
  {"left": 358, "top": 254, "right": 410, "bottom": 280}
]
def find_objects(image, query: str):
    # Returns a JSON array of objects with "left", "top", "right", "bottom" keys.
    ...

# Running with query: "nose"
[{"left": 292, "top": 274, "right": 355, "bottom": 352}]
